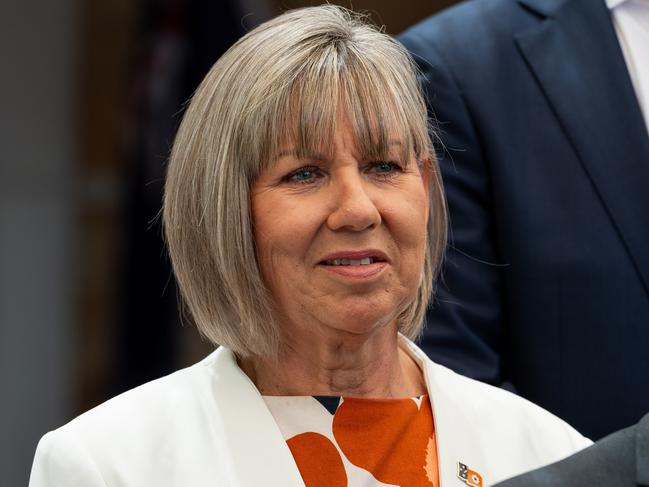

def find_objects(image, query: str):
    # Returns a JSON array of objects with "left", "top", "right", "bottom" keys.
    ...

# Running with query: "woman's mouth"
[
  {"left": 318, "top": 251, "right": 388, "bottom": 279},
  {"left": 322, "top": 257, "right": 382, "bottom": 266}
]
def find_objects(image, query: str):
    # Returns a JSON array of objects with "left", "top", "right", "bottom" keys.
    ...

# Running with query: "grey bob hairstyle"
[{"left": 163, "top": 5, "right": 447, "bottom": 359}]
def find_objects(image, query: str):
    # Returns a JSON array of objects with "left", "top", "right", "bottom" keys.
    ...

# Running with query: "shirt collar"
[{"left": 606, "top": 0, "right": 628, "bottom": 9}]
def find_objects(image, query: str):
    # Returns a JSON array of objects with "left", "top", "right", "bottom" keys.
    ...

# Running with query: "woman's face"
[{"left": 251, "top": 116, "right": 430, "bottom": 344}]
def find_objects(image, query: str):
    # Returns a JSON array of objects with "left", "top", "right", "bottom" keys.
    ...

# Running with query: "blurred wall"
[{"left": 0, "top": 1, "right": 79, "bottom": 485}]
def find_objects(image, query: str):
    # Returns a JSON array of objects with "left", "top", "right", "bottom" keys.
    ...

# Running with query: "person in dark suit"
[
  {"left": 399, "top": 0, "right": 649, "bottom": 440},
  {"left": 494, "top": 412, "right": 649, "bottom": 486}
]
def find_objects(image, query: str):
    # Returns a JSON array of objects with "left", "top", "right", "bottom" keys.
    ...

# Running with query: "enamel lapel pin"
[{"left": 457, "top": 462, "right": 483, "bottom": 487}]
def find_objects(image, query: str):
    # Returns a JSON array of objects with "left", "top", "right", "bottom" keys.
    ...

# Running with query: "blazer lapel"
[
  {"left": 402, "top": 338, "right": 493, "bottom": 487},
  {"left": 209, "top": 347, "right": 305, "bottom": 487},
  {"left": 515, "top": 0, "right": 649, "bottom": 296},
  {"left": 425, "top": 366, "right": 491, "bottom": 487}
]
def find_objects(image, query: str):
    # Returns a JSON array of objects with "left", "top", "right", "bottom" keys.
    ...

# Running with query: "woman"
[{"left": 30, "top": 6, "right": 590, "bottom": 487}]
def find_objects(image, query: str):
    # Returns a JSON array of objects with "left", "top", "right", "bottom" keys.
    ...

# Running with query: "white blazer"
[{"left": 29, "top": 338, "right": 591, "bottom": 486}]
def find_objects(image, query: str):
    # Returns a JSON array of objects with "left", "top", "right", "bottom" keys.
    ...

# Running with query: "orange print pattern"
[
  {"left": 287, "top": 432, "right": 347, "bottom": 487},
  {"left": 286, "top": 396, "right": 438, "bottom": 487}
]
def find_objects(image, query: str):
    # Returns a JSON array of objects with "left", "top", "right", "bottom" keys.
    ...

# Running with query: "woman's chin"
[{"left": 317, "top": 307, "right": 399, "bottom": 338}]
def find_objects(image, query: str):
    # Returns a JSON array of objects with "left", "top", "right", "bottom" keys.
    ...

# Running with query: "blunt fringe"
[{"left": 163, "top": 5, "right": 447, "bottom": 359}]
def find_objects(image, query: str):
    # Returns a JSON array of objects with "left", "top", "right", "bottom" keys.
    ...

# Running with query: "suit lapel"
[
  {"left": 209, "top": 347, "right": 305, "bottom": 487},
  {"left": 515, "top": 0, "right": 649, "bottom": 296}
]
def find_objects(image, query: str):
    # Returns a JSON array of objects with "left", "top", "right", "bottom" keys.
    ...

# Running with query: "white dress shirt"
[{"left": 608, "top": 0, "right": 649, "bottom": 134}]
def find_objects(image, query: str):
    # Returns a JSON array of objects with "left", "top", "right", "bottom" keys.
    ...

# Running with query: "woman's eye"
[
  {"left": 284, "top": 166, "right": 321, "bottom": 184},
  {"left": 368, "top": 161, "right": 402, "bottom": 175}
]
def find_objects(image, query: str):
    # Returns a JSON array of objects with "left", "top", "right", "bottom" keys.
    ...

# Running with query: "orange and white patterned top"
[{"left": 262, "top": 395, "right": 439, "bottom": 487}]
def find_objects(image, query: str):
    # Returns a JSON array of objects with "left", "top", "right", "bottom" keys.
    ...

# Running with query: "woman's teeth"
[{"left": 325, "top": 257, "right": 373, "bottom": 266}]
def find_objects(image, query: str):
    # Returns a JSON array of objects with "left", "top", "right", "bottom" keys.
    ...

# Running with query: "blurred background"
[{"left": 1, "top": 0, "right": 457, "bottom": 484}]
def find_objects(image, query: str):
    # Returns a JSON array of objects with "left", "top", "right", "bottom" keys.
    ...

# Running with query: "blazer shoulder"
[
  {"left": 401, "top": 0, "right": 522, "bottom": 45},
  {"left": 496, "top": 422, "right": 638, "bottom": 486},
  {"left": 68, "top": 352, "right": 218, "bottom": 434},
  {"left": 30, "top": 429, "right": 108, "bottom": 487},
  {"left": 30, "top": 352, "right": 227, "bottom": 486},
  {"left": 430, "top": 361, "right": 592, "bottom": 448},
  {"left": 409, "top": 343, "right": 593, "bottom": 483},
  {"left": 44, "top": 352, "right": 221, "bottom": 452}
]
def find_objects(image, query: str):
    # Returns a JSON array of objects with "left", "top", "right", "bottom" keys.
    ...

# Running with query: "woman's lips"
[
  {"left": 319, "top": 249, "right": 389, "bottom": 263},
  {"left": 320, "top": 261, "right": 387, "bottom": 279},
  {"left": 317, "top": 250, "right": 389, "bottom": 279}
]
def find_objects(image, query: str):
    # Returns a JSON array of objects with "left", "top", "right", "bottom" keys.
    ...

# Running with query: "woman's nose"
[{"left": 326, "top": 173, "right": 381, "bottom": 232}]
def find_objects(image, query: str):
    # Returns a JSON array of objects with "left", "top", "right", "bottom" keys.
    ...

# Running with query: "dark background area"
[{"left": 0, "top": 1, "right": 458, "bottom": 484}]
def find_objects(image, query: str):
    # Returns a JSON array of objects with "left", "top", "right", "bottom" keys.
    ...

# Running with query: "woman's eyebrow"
[
  {"left": 275, "top": 140, "right": 404, "bottom": 161},
  {"left": 276, "top": 148, "right": 328, "bottom": 160}
]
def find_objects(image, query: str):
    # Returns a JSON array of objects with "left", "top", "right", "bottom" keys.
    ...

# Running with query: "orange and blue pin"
[{"left": 457, "top": 462, "right": 483, "bottom": 487}]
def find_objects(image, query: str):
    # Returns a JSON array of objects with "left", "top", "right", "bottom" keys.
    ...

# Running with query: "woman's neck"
[{"left": 239, "top": 324, "right": 426, "bottom": 398}]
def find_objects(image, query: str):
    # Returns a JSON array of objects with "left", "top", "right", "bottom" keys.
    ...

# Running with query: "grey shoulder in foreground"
[{"left": 495, "top": 412, "right": 649, "bottom": 486}]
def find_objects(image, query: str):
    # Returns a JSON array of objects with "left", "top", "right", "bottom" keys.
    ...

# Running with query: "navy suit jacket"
[
  {"left": 400, "top": 0, "right": 649, "bottom": 439},
  {"left": 494, "top": 412, "right": 649, "bottom": 486}
]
